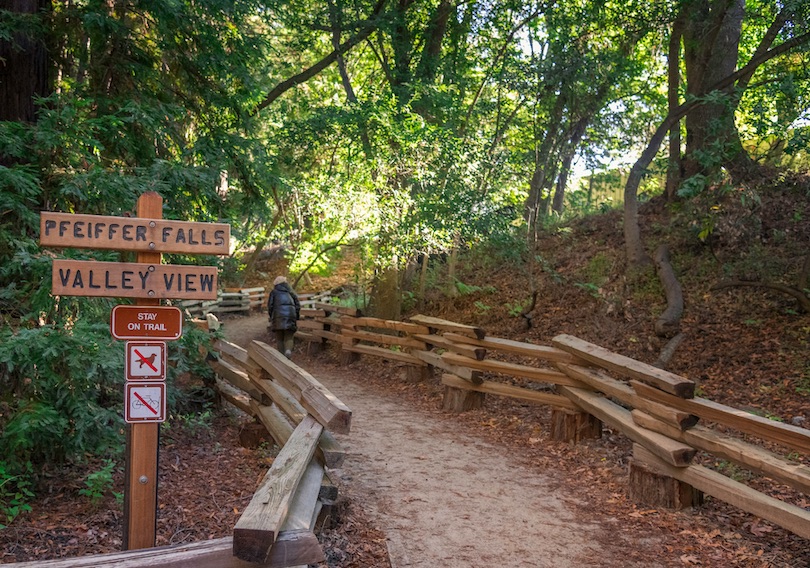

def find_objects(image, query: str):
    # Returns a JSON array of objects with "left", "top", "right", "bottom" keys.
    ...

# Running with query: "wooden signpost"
[{"left": 40, "top": 192, "right": 229, "bottom": 551}]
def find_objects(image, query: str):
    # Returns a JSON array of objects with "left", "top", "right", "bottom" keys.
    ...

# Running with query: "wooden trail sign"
[
  {"left": 52, "top": 259, "right": 218, "bottom": 300},
  {"left": 40, "top": 212, "right": 229, "bottom": 255}
]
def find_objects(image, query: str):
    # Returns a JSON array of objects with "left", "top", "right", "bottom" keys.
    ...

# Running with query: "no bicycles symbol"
[{"left": 125, "top": 383, "right": 166, "bottom": 423}]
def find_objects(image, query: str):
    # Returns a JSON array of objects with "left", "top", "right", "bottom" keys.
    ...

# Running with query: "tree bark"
[{"left": 665, "top": 17, "right": 683, "bottom": 201}]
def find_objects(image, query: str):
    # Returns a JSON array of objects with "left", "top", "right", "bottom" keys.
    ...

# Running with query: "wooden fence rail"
[{"left": 291, "top": 307, "right": 810, "bottom": 540}]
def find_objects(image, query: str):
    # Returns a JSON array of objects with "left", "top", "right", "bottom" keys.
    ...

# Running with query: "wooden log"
[
  {"left": 248, "top": 341, "right": 352, "bottom": 434},
  {"left": 210, "top": 358, "right": 263, "bottom": 402},
  {"left": 300, "top": 308, "right": 327, "bottom": 318},
  {"left": 309, "top": 329, "right": 352, "bottom": 345},
  {"left": 297, "top": 319, "right": 325, "bottom": 331},
  {"left": 550, "top": 409, "right": 602, "bottom": 442},
  {"left": 558, "top": 386, "right": 697, "bottom": 467},
  {"left": 632, "top": 410, "right": 810, "bottom": 495},
  {"left": 442, "top": 385, "right": 485, "bottom": 412},
  {"left": 340, "top": 316, "right": 429, "bottom": 335},
  {"left": 442, "top": 352, "right": 590, "bottom": 389},
  {"left": 408, "top": 314, "right": 485, "bottom": 339},
  {"left": 412, "top": 349, "right": 482, "bottom": 384},
  {"left": 319, "top": 472, "right": 339, "bottom": 505},
  {"left": 252, "top": 401, "right": 345, "bottom": 470},
  {"left": 630, "top": 380, "right": 810, "bottom": 455},
  {"left": 441, "top": 374, "right": 578, "bottom": 410},
  {"left": 9, "top": 533, "right": 322, "bottom": 568},
  {"left": 552, "top": 334, "right": 695, "bottom": 398},
  {"left": 215, "top": 378, "right": 253, "bottom": 415},
  {"left": 281, "top": 459, "right": 324, "bottom": 532},
  {"left": 312, "top": 302, "right": 361, "bottom": 316},
  {"left": 214, "top": 338, "right": 266, "bottom": 379},
  {"left": 629, "top": 448, "right": 702, "bottom": 510},
  {"left": 633, "top": 444, "right": 810, "bottom": 540},
  {"left": 557, "top": 363, "right": 698, "bottom": 430},
  {"left": 342, "top": 328, "right": 426, "bottom": 350},
  {"left": 233, "top": 416, "right": 324, "bottom": 563},
  {"left": 443, "top": 333, "right": 578, "bottom": 364},
  {"left": 413, "top": 333, "right": 486, "bottom": 360},
  {"left": 343, "top": 343, "right": 425, "bottom": 366}
]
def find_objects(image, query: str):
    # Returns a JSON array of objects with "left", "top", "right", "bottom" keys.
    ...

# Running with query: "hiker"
[{"left": 267, "top": 275, "right": 300, "bottom": 358}]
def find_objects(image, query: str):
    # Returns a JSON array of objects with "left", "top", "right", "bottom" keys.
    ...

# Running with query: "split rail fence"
[
  {"left": 291, "top": 304, "right": 810, "bottom": 540},
  {"left": 14, "top": 328, "right": 352, "bottom": 568}
]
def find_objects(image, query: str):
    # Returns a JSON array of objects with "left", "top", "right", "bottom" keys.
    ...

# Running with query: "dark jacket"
[{"left": 268, "top": 282, "right": 300, "bottom": 331}]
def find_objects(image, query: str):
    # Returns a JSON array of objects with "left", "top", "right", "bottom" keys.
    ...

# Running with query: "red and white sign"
[
  {"left": 125, "top": 383, "right": 166, "bottom": 423},
  {"left": 111, "top": 305, "right": 182, "bottom": 340},
  {"left": 126, "top": 342, "right": 166, "bottom": 381}
]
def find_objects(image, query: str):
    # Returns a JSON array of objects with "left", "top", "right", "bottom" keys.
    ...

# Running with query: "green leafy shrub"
[
  {"left": 0, "top": 461, "right": 34, "bottom": 528},
  {"left": 79, "top": 459, "right": 119, "bottom": 507}
]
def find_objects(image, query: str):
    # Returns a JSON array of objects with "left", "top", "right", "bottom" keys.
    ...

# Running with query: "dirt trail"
[{"left": 223, "top": 315, "right": 663, "bottom": 568}]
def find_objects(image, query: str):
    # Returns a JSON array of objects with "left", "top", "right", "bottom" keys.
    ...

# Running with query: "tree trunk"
[
  {"left": 665, "top": 18, "right": 683, "bottom": 201},
  {"left": 0, "top": 0, "right": 50, "bottom": 163}
]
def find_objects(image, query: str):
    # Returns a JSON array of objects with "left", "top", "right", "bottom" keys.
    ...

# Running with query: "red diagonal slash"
[
  {"left": 133, "top": 391, "right": 158, "bottom": 415},
  {"left": 134, "top": 348, "right": 158, "bottom": 372}
]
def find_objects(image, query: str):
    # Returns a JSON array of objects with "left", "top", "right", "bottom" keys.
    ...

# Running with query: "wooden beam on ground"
[
  {"left": 441, "top": 352, "right": 590, "bottom": 389},
  {"left": 13, "top": 532, "right": 322, "bottom": 568},
  {"left": 633, "top": 444, "right": 810, "bottom": 540},
  {"left": 558, "top": 363, "right": 698, "bottom": 430},
  {"left": 408, "top": 314, "right": 485, "bottom": 339},
  {"left": 553, "top": 334, "right": 695, "bottom": 398},
  {"left": 248, "top": 341, "right": 352, "bottom": 434},
  {"left": 443, "top": 333, "right": 578, "bottom": 364},
  {"left": 413, "top": 333, "right": 486, "bottom": 360},
  {"left": 442, "top": 374, "right": 578, "bottom": 410},
  {"left": 233, "top": 416, "right": 324, "bottom": 563},
  {"left": 632, "top": 410, "right": 810, "bottom": 495},
  {"left": 412, "top": 349, "right": 482, "bottom": 384},
  {"left": 630, "top": 380, "right": 810, "bottom": 455},
  {"left": 558, "top": 386, "right": 697, "bottom": 467}
]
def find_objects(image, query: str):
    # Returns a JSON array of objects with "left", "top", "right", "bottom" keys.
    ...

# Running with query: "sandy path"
[
  {"left": 309, "top": 363, "right": 604, "bottom": 568},
  {"left": 222, "top": 315, "right": 660, "bottom": 568}
]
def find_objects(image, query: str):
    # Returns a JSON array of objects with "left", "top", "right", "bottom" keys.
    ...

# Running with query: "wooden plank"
[
  {"left": 342, "top": 328, "right": 426, "bottom": 350},
  {"left": 413, "top": 333, "right": 486, "bottom": 360},
  {"left": 441, "top": 374, "right": 579, "bottom": 410},
  {"left": 309, "top": 329, "right": 352, "bottom": 345},
  {"left": 344, "top": 343, "right": 425, "bottom": 366},
  {"left": 632, "top": 410, "right": 810, "bottom": 495},
  {"left": 233, "top": 416, "right": 323, "bottom": 563},
  {"left": 341, "top": 316, "right": 430, "bottom": 335},
  {"left": 558, "top": 386, "right": 697, "bottom": 467},
  {"left": 40, "top": 211, "right": 229, "bottom": 255},
  {"left": 281, "top": 459, "right": 324, "bottom": 531},
  {"left": 10, "top": 532, "right": 322, "bottom": 568},
  {"left": 408, "top": 314, "right": 485, "bottom": 339},
  {"left": 441, "top": 352, "right": 591, "bottom": 389},
  {"left": 213, "top": 339, "right": 265, "bottom": 381},
  {"left": 52, "top": 260, "right": 218, "bottom": 300},
  {"left": 412, "top": 349, "right": 481, "bottom": 384},
  {"left": 300, "top": 308, "right": 327, "bottom": 318},
  {"left": 553, "top": 334, "right": 695, "bottom": 398},
  {"left": 633, "top": 444, "right": 810, "bottom": 540},
  {"left": 630, "top": 380, "right": 810, "bottom": 456},
  {"left": 297, "top": 319, "right": 325, "bottom": 331},
  {"left": 443, "top": 333, "right": 578, "bottom": 364},
  {"left": 558, "top": 363, "right": 698, "bottom": 430},
  {"left": 248, "top": 341, "right": 352, "bottom": 434},
  {"left": 312, "top": 302, "right": 361, "bottom": 316}
]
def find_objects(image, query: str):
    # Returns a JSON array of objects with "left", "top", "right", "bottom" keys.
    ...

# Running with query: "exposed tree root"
[
  {"left": 654, "top": 244, "right": 684, "bottom": 337},
  {"left": 654, "top": 332, "right": 685, "bottom": 369},
  {"left": 711, "top": 279, "right": 810, "bottom": 313}
]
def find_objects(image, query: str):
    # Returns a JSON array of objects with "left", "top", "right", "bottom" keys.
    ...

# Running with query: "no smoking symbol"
[{"left": 126, "top": 342, "right": 166, "bottom": 381}]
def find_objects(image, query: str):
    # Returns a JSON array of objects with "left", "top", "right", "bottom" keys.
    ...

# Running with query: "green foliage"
[
  {"left": 454, "top": 281, "right": 496, "bottom": 296},
  {"left": 79, "top": 459, "right": 119, "bottom": 507},
  {"left": 473, "top": 301, "right": 492, "bottom": 314},
  {"left": 0, "top": 461, "right": 34, "bottom": 528}
]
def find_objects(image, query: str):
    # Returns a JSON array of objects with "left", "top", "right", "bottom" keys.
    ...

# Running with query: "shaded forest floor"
[{"left": 2, "top": 181, "right": 809, "bottom": 566}]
